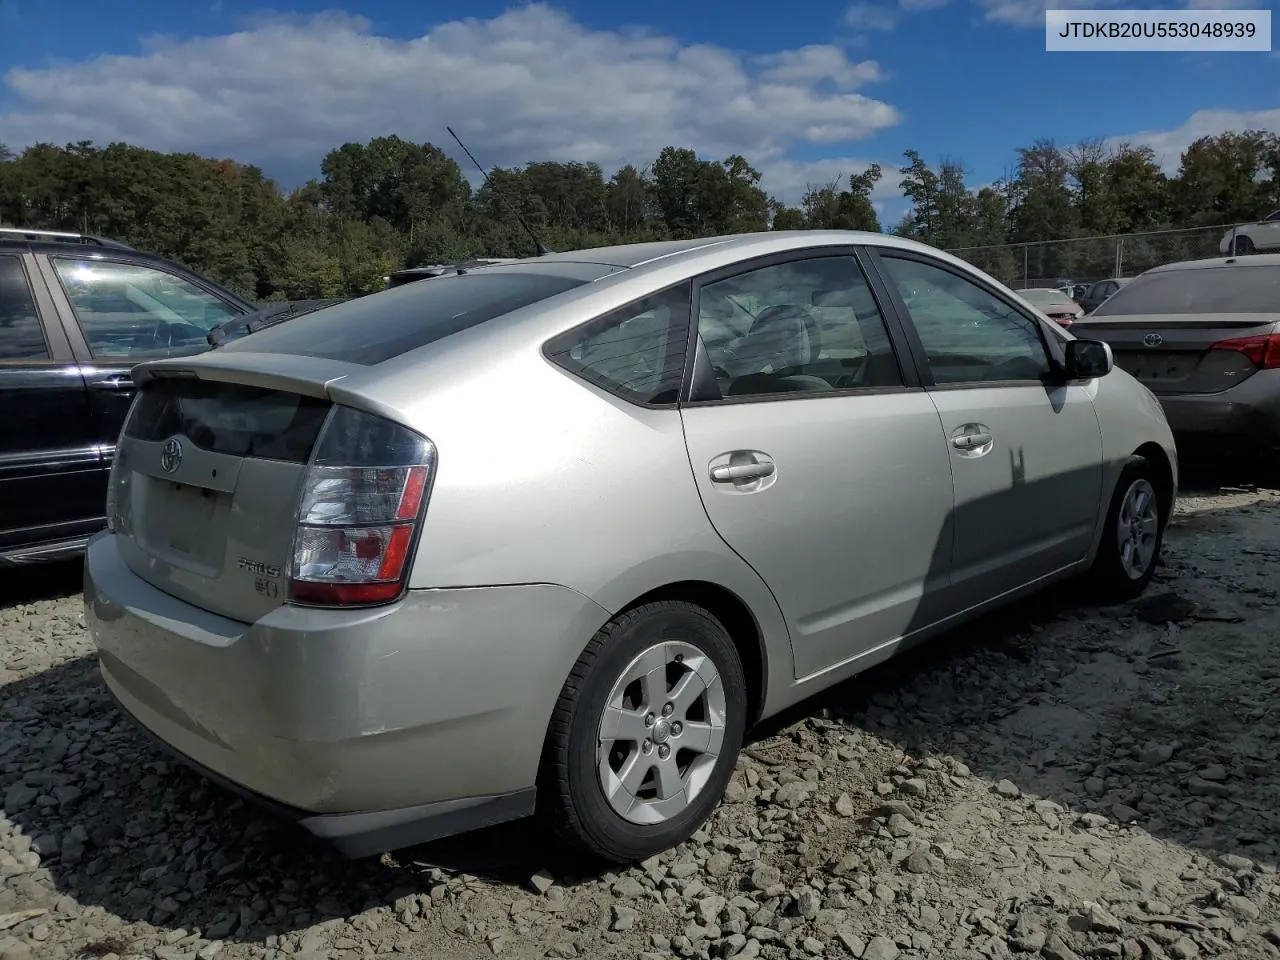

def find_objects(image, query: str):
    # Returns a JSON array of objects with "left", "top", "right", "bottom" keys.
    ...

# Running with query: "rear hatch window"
[
  {"left": 1093, "top": 265, "right": 1280, "bottom": 316},
  {"left": 220, "top": 269, "right": 590, "bottom": 365}
]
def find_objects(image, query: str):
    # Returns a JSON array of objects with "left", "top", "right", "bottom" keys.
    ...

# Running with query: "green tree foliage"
[{"left": 1, "top": 131, "right": 1277, "bottom": 299}]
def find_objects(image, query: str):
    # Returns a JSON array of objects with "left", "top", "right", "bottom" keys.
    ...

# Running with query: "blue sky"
[{"left": 1, "top": 0, "right": 1277, "bottom": 223}]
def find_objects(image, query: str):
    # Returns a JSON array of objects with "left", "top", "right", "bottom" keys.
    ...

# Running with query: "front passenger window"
[
  {"left": 880, "top": 256, "right": 1052, "bottom": 386},
  {"left": 52, "top": 259, "right": 239, "bottom": 360}
]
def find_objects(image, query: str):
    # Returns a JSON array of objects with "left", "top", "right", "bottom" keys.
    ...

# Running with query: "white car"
[{"left": 1220, "top": 211, "right": 1280, "bottom": 255}]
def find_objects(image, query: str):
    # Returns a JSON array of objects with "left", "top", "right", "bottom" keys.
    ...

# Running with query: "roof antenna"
[{"left": 447, "top": 125, "right": 552, "bottom": 257}]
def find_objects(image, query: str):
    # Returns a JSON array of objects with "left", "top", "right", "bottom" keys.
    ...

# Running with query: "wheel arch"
[
  {"left": 1133, "top": 441, "right": 1175, "bottom": 523},
  {"left": 614, "top": 580, "right": 769, "bottom": 727}
]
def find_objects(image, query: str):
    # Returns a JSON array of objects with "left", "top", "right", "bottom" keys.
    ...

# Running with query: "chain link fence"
[{"left": 945, "top": 222, "right": 1254, "bottom": 293}]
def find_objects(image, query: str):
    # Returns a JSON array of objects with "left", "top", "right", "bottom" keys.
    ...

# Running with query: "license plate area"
[
  {"left": 134, "top": 474, "right": 231, "bottom": 574},
  {"left": 1116, "top": 351, "right": 1195, "bottom": 385}
]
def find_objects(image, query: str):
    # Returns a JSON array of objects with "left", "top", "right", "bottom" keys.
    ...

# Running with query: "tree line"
[{"left": 0, "top": 130, "right": 1277, "bottom": 300}]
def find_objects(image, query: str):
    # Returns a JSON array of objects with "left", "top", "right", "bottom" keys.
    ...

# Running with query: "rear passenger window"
[
  {"left": 0, "top": 256, "right": 49, "bottom": 360},
  {"left": 880, "top": 255, "right": 1051, "bottom": 386},
  {"left": 544, "top": 284, "right": 692, "bottom": 406},
  {"left": 696, "top": 256, "right": 902, "bottom": 399}
]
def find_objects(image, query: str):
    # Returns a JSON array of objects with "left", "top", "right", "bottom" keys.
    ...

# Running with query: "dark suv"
[{"left": 0, "top": 228, "right": 258, "bottom": 565}]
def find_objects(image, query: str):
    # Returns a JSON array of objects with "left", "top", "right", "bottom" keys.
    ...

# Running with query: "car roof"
[
  {"left": 517, "top": 229, "right": 948, "bottom": 272},
  {"left": 1145, "top": 254, "right": 1280, "bottom": 274}
]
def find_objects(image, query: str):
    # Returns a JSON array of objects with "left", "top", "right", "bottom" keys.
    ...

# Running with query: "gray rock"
[
  {"left": 610, "top": 905, "right": 638, "bottom": 932},
  {"left": 699, "top": 896, "right": 727, "bottom": 926},
  {"left": 1138, "top": 743, "right": 1174, "bottom": 764},
  {"left": 833, "top": 793, "right": 856, "bottom": 817},
  {"left": 774, "top": 782, "right": 811, "bottom": 808},
  {"left": 1218, "top": 853, "right": 1254, "bottom": 873},
  {"left": 1167, "top": 937, "right": 1199, "bottom": 959},
  {"left": 795, "top": 888, "right": 819, "bottom": 920},
  {"left": 1041, "top": 934, "right": 1083, "bottom": 960},
  {"left": 1224, "top": 895, "right": 1259, "bottom": 920},
  {"left": 994, "top": 780, "right": 1021, "bottom": 798},
  {"left": 836, "top": 929, "right": 865, "bottom": 957},
  {"left": 831, "top": 853, "right": 860, "bottom": 876},
  {"left": 529, "top": 869, "right": 555, "bottom": 894},
  {"left": 705, "top": 852, "right": 735, "bottom": 878},
  {"left": 750, "top": 864, "right": 781, "bottom": 891},
  {"left": 862, "top": 936, "right": 900, "bottom": 960},
  {"left": 1080, "top": 902, "right": 1123, "bottom": 934},
  {"left": 904, "top": 851, "right": 939, "bottom": 875},
  {"left": 886, "top": 814, "right": 915, "bottom": 838},
  {"left": 613, "top": 876, "right": 647, "bottom": 898},
  {"left": 1112, "top": 804, "right": 1141, "bottom": 822},
  {"left": 898, "top": 778, "right": 927, "bottom": 797},
  {"left": 1009, "top": 928, "right": 1046, "bottom": 952}
]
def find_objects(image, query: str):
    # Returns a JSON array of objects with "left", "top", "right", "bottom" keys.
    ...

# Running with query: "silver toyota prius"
[{"left": 84, "top": 230, "right": 1178, "bottom": 863}]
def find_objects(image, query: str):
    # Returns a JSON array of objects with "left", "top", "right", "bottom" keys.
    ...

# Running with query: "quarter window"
[
  {"left": 880, "top": 256, "right": 1051, "bottom": 385},
  {"left": 544, "top": 283, "right": 692, "bottom": 406},
  {"left": 696, "top": 256, "right": 902, "bottom": 399},
  {"left": 0, "top": 256, "right": 49, "bottom": 361},
  {"left": 52, "top": 259, "right": 240, "bottom": 359}
]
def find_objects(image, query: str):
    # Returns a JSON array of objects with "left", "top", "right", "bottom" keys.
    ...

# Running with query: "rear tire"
[
  {"left": 1233, "top": 235, "right": 1256, "bottom": 256},
  {"left": 538, "top": 601, "right": 747, "bottom": 864},
  {"left": 1086, "top": 455, "right": 1167, "bottom": 603}
]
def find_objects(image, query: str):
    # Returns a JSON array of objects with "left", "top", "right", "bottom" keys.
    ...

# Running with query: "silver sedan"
[{"left": 84, "top": 230, "right": 1177, "bottom": 863}]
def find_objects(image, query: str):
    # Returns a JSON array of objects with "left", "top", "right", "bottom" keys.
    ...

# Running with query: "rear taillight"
[
  {"left": 1209, "top": 333, "right": 1280, "bottom": 370},
  {"left": 288, "top": 405, "right": 436, "bottom": 607},
  {"left": 105, "top": 394, "right": 143, "bottom": 533}
]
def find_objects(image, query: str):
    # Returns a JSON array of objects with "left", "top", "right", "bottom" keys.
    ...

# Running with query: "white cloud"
[
  {"left": 1106, "top": 107, "right": 1280, "bottom": 172},
  {"left": 0, "top": 5, "right": 900, "bottom": 201},
  {"left": 843, "top": 3, "right": 900, "bottom": 30},
  {"left": 978, "top": 0, "right": 1249, "bottom": 27},
  {"left": 755, "top": 45, "right": 885, "bottom": 89},
  {"left": 979, "top": 0, "right": 1110, "bottom": 27}
]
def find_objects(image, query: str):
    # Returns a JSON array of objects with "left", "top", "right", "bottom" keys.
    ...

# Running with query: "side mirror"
[{"left": 1065, "top": 339, "right": 1113, "bottom": 379}]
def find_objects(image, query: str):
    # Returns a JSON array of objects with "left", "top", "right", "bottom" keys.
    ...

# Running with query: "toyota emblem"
[
  {"left": 160, "top": 437, "right": 184, "bottom": 474},
  {"left": 1143, "top": 333, "right": 1163, "bottom": 347}
]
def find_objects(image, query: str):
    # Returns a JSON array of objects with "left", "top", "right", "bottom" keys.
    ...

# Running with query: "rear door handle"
[
  {"left": 90, "top": 376, "right": 132, "bottom": 391},
  {"left": 711, "top": 462, "right": 775, "bottom": 483},
  {"left": 952, "top": 432, "right": 992, "bottom": 450}
]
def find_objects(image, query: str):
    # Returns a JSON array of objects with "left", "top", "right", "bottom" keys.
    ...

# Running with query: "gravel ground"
[{"left": 2, "top": 477, "right": 1279, "bottom": 960}]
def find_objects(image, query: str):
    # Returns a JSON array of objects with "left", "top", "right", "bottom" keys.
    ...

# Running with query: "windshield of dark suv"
[
  {"left": 1092, "top": 264, "right": 1280, "bottom": 316},
  {"left": 225, "top": 266, "right": 601, "bottom": 365}
]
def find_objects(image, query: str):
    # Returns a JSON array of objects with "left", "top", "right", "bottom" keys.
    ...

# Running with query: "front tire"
[
  {"left": 1087, "top": 455, "right": 1166, "bottom": 602},
  {"left": 539, "top": 601, "right": 747, "bottom": 863}
]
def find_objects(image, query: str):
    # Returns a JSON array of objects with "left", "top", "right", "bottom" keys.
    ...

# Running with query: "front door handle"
[
  {"left": 952, "top": 432, "right": 992, "bottom": 450},
  {"left": 711, "top": 461, "right": 775, "bottom": 483}
]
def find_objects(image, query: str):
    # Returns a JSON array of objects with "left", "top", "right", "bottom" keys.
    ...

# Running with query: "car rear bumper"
[
  {"left": 1155, "top": 369, "right": 1280, "bottom": 452},
  {"left": 84, "top": 531, "right": 610, "bottom": 857}
]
